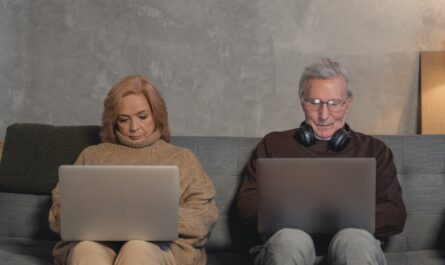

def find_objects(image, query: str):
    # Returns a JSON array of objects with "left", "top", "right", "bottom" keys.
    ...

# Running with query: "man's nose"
[{"left": 318, "top": 103, "right": 330, "bottom": 120}]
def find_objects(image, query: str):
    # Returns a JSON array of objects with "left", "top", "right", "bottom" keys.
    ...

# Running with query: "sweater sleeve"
[
  {"left": 374, "top": 144, "right": 407, "bottom": 238},
  {"left": 171, "top": 150, "right": 219, "bottom": 264},
  {"left": 48, "top": 149, "right": 89, "bottom": 234},
  {"left": 48, "top": 183, "right": 61, "bottom": 234}
]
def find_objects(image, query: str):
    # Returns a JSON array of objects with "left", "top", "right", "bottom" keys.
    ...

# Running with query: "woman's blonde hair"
[{"left": 100, "top": 75, "right": 171, "bottom": 143}]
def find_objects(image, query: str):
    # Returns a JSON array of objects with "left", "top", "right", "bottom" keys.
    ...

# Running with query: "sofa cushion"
[
  {"left": 207, "top": 252, "right": 253, "bottom": 265},
  {"left": 405, "top": 249, "right": 445, "bottom": 265},
  {"left": 0, "top": 192, "right": 59, "bottom": 240},
  {"left": 0, "top": 124, "right": 101, "bottom": 194},
  {"left": 0, "top": 236, "right": 55, "bottom": 265}
]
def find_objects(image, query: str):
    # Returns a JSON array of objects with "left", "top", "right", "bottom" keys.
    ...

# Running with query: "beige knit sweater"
[{"left": 48, "top": 131, "right": 219, "bottom": 265}]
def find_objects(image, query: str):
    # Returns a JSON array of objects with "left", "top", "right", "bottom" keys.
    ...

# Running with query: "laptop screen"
[
  {"left": 59, "top": 165, "right": 179, "bottom": 241},
  {"left": 257, "top": 158, "right": 376, "bottom": 236}
]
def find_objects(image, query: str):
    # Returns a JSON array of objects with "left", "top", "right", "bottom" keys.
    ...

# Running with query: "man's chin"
[{"left": 313, "top": 129, "right": 335, "bottom": 140}]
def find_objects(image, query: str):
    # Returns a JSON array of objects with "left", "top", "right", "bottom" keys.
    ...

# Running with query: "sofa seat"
[
  {"left": 0, "top": 237, "right": 55, "bottom": 265},
  {"left": 404, "top": 249, "right": 445, "bottom": 265},
  {"left": 207, "top": 252, "right": 254, "bottom": 265}
]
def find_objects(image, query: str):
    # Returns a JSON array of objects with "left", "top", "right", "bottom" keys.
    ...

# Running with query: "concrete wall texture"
[{"left": 1, "top": 0, "right": 445, "bottom": 139}]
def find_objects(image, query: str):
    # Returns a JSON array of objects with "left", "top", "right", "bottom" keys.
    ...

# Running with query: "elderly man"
[{"left": 236, "top": 59, "right": 406, "bottom": 265}]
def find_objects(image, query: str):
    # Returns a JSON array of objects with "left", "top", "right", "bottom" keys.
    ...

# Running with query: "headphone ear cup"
[
  {"left": 297, "top": 122, "right": 315, "bottom": 146},
  {"left": 328, "top": 128, "right": 351, "bottom": 152}
]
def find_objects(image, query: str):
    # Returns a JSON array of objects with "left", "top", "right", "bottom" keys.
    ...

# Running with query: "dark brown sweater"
[{"left": 236, "top": 128, "right": 406, "bottom": 239}]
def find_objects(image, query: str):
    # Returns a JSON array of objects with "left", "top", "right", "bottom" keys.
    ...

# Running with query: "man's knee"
[
  {"left": 267, "top": 228, "right": 314, "bottom": 253},
  {"left": 331, "top": 228, "right": 376, "bottom": 248},
  {"left": 255, "top": 229, "right": 315, "bottom": 265},
  {"left": 329, "top": 228, "right": 385, "bottom": 265}
]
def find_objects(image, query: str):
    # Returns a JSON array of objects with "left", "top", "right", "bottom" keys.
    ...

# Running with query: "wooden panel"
[{"left": 421, "top": 51, "right": 445, "bottom": 134}]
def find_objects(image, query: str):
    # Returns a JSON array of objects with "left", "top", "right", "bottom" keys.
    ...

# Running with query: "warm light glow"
[{"left": 421, "top": 51, "right": 445, "bottom": 134}]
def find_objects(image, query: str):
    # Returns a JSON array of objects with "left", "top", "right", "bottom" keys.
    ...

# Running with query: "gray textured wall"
[{"left": 1, "top": 0, "right": 445, "bottom": 139}]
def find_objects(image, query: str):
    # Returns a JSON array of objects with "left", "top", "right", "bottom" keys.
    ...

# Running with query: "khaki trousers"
[
  {"left": 253, "top": 228, "right": 386, "bottom": 265},
  {"left": 66, "top": 240, "right": 176, "bottom": 265}
]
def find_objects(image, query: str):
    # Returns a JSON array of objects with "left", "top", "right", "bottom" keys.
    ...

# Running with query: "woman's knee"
[
  {"left": 68, "top": 241, "right": 115, "bottom": 264},
  {"left": 70, "top": 241, "right": 112, "bottom": 254},
  {"left": 116, "top": 241, "right": 170, "bottom": 265},
  {"left": 120, "top": 240, "right": 158, "bottom": 254}
]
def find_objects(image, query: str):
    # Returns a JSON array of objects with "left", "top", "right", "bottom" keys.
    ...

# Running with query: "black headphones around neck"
[{"left": 295, "top": 121, "right": 351, "bottom": 152}]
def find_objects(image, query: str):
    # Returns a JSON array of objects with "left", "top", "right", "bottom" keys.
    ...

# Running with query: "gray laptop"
[
  {"left": 257, "top": 158, "right": 376, "bottom": 236},
  {"left": 59, "top": 165, "right": 179, "bottom": 241}
]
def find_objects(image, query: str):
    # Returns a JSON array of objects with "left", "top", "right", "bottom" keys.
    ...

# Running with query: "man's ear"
[
  {"left": 299, "top": 97, "right": 306, "bottom": 111},
  {"left": 345, "top": 97, "right": 353, "bottom": 112}
]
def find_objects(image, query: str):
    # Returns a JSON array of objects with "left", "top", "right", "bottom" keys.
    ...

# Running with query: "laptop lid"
[
  {"left": 257, "top": 158, "right": 376, "bottom": 236},
  {"left": 59, "top": 165, "right": 179, "bottom": 241}
]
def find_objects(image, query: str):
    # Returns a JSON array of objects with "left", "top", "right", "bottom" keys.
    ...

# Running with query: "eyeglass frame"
[{"left": 301, "top": 96, "right": 350, "bottom": 113}]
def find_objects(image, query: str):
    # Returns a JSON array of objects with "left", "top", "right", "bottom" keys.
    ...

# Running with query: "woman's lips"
[{"left": 129, "top": 135, "right": 144, "bottom": 140}]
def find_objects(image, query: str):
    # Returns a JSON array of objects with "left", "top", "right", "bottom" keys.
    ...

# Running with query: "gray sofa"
[{"left": 0, "top": 123, "right": 444, "bottom": 265}]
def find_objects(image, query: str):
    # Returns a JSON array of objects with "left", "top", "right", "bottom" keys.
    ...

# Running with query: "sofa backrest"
[
  {"left": 0, "top": 124, "right": 444, "bottom": 253},
  {"left": 170, "top": 136, "right": 261, "bottom": 252},
  {"left": 374, "top": 135, "right": 445, "bottom": 253},
  {"left": 0, "top": 124, "right": 101, "bottom": 194}
]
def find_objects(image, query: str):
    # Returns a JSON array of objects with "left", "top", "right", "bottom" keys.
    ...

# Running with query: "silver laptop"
[
  {"left": 59, "top": 165, "right": 179, "bottom": 241},
  {"left": 257, "top": 158, "right": 376, "bottom": 236}
]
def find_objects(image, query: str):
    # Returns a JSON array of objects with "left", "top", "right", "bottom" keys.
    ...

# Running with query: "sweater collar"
[{"left": 115, "top": 130, "right": 161, "bottom": 148}]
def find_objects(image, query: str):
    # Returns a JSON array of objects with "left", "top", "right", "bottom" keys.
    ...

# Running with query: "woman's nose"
[{"left": 130, "top": 120, "right": 139, "bottom": 132}]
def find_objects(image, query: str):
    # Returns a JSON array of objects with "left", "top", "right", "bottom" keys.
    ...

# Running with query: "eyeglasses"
[{"left": 302, "top": 97, "right": 349, "bottom": 113}]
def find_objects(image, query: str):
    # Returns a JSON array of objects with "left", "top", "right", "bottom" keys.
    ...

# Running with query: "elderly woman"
[{"left": 49, "top": 75, "right": 219, "bottom": 265}]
